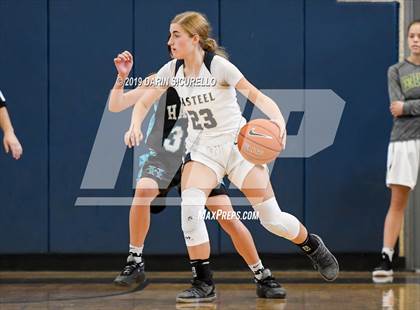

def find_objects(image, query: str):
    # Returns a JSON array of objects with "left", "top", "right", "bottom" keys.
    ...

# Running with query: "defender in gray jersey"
[{"left": 373, "top": 20, "right": 420, "bottom": 279}]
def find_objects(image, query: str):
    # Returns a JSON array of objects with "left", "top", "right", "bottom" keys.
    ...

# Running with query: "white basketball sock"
[
  {"left": 382, "top": 247, "right": 394, "bottom": 262},
  {"left": 129, "top": 244, "right": 144, "bottom": 263},
  {"left": 249, "top": 260, "right": 264, "bottom": 280}
]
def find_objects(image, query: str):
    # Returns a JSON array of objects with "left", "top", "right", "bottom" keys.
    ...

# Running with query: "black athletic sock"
[
  {"left": 297, "top": 234, "right": 320, "bottom": 255},
  {"left": 190, "top": 259, "right": 214, "bottom": 286}
]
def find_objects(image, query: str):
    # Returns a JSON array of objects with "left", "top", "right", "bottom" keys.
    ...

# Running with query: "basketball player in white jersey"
[
  {"left": 110, "top": 52, "right": 287, "bottom": 299},
  {"left": 125, "top": 11, "right": 339, "bottom": 303}
]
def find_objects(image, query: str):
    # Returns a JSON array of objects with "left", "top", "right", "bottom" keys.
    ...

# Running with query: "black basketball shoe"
[
  {"left": 305, "top": 234, "right": 339, "bottom": 281},
  {"left": 372, "top": 253, "right": 394, "bottom": 277},
  {"left": 176, "top": 279, "right": 217, "bottom": 303},
  {"left": 114, "top": 254, "right": 146, "bottom": 286},
  {"left": 255, "top": 268, "right": 287, "bottom": 299}
]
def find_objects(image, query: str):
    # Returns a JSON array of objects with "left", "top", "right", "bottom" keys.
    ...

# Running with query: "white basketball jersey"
[{"left": 156, "top": 54, "right": 246, "bottom": 146}]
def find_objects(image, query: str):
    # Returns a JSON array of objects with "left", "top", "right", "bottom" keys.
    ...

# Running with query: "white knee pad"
[
  {"left": 253, "top": 197, "right": 300, "bottom": 240},
  {"left": 181, "top": 188, "right": 209, "bottom": 247}
]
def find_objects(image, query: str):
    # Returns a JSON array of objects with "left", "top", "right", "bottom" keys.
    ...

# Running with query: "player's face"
[
  {"left": 408, "top": 23, "right": 420, "bottom": 55},
  {"left": 168, "top": 23, "right": 196, "bottom": 59}
]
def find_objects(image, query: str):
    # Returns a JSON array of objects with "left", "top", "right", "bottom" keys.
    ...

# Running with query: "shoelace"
[
  {"left": 259, "top": 276, "right": 281, "bottom": 288},
  {"left": 184, "top": 279, "right": 208, "bottom": 296},
  {"left": 310, "top": 246, "right": 334, "bottom": 269},
  {"left": 122, "top": 261, "right": 140, "bottom": 275}
]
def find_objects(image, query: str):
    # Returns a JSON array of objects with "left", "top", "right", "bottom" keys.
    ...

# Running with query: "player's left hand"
[
  {"left": 390, "top": 101, "right": 404, "bottom": 117},
  {"left": 3, "top": 131, "right": 23, "bottom": 160},
  {"left": 270, "top": 119, "right": 287, "bottom": 149}
]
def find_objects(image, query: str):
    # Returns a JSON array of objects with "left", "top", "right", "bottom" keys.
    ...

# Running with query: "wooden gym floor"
[{"left": 1, "top": 271, "right": 420, "bottom": 309}]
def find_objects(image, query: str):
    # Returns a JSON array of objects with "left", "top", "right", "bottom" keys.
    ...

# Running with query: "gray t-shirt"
[{"left": 388, "top": 60, "right": 420, "bottom": 142}]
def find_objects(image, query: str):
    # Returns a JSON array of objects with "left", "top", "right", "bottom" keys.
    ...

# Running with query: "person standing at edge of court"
[
  {"left": 373, "top": 20, "right": 420, "bottom": 277},
  {"left": 0, "top": 90, "right": 22, "bottom": 160}
]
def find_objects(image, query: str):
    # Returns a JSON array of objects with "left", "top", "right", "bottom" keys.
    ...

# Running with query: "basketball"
[{"left": 237, "top": 119, "right": 284, "bottom": 165}]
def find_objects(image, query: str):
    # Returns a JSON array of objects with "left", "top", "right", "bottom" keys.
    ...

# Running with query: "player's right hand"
[
  {"left": 124, "top": 123, "right": 143, "bottom": 148},
  {"left": 114, "top": 50, "right": 133, "bottom": 78}
]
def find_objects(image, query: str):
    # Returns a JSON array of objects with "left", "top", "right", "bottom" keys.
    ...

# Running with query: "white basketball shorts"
[{"left": 386, "top": 139, "right": 420, "bottom": 190}]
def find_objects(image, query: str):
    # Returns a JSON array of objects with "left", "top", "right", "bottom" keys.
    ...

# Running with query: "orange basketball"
[{"left": 237, "top": 119, "right": 284, "bottom": 165}]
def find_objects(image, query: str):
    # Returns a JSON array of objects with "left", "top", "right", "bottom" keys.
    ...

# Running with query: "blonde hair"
[{"left": 171, "top": 11, "right": 228, "bottom": 59}]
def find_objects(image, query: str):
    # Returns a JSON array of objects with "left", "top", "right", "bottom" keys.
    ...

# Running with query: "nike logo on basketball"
[{"left": 248, "top": 128, "right": 273, "bottom": 139}]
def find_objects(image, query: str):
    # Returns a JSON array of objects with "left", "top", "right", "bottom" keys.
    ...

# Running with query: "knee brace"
[
  {"left": 253, "top": 197, "right": 300, "bottom": 240},
  {"left": 181, "top": 188, "right": 209, "bottom": 246}
]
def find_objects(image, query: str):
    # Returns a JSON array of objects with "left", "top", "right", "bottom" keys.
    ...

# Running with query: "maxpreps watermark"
[{"left": 199, "top": 209, "right": 259, "bottom": 221}]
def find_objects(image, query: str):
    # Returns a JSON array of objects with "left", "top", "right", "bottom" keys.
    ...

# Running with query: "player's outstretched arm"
[
  {"left": 109, "top": 51, "right": 157, "bottom": 113},
  {"left": 0, "top": 107, "right": 23, "bottom": 160},
  {"left": 235, "top": 77, "right": 287, "bottom": 148}
]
